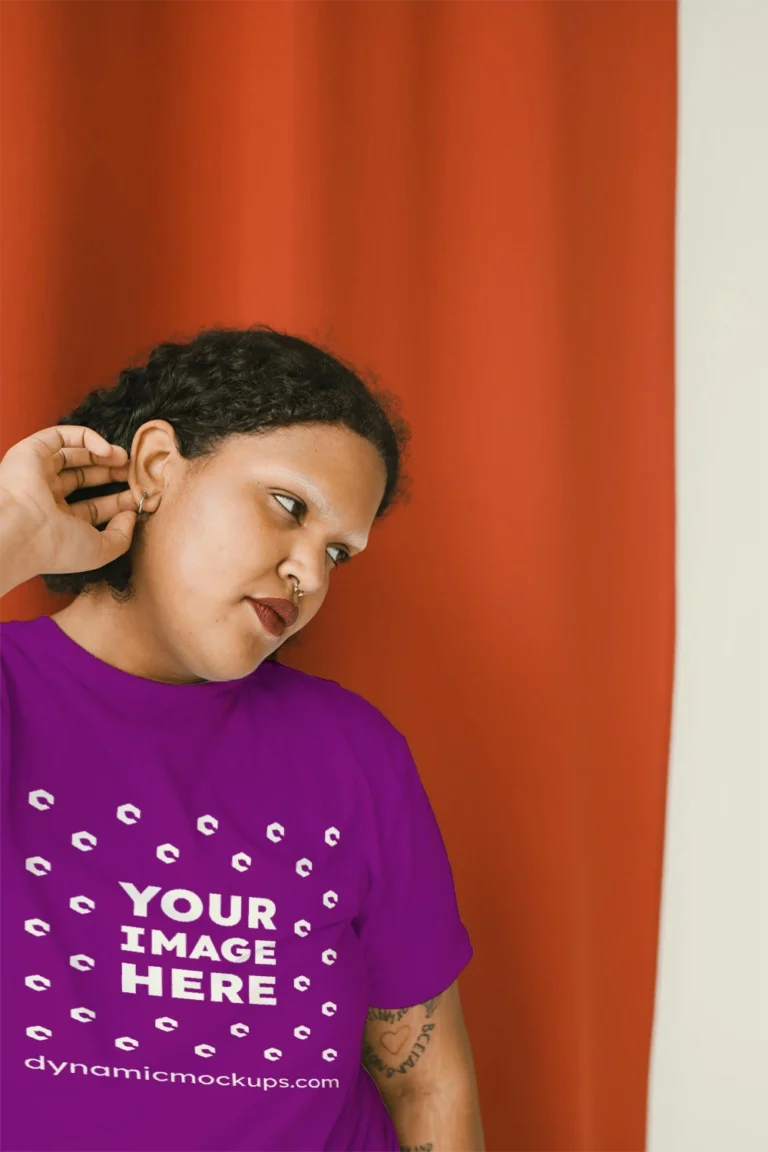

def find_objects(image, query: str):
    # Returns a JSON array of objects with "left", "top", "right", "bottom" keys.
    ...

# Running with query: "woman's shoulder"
[
  {"left": 0, "top": 618, "right": 46, "bottom": 728},
  {"left": 265, "top": 659, "right": 399, "bottom": 726},
  {"left": 0, "top": 616, "right": 46, "bottom": 665},
  {"left": 264, "top": 660, "right": 407, "bottom": 761},
  {"left": 0, "top": 616, "right": 43, "bottom": 635}
]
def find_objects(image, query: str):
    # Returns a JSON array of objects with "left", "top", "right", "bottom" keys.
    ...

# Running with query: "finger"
[
  {"left": 48, "top": 447, "right": 109, "bottom": 476},
  {"left": 29, "top": 427, "right": 128, "bottom": 466},
  {"left": 96, "top": 510, "right": 138, "bottom": 566},
  {"left": 57, "top": 463, "right": 131, "bottom": 498},
  {"left": 67, "top": 488, "right": 140, "bottom": 526}
]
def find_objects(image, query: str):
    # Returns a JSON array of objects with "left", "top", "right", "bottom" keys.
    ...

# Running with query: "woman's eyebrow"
[{"left": 267, "top": 467, "right": 369, "bottom": 550}]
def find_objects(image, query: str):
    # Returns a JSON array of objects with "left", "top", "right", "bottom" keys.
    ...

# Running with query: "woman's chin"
[{"left": 183, "top": 635, "right": 272, "bottom": 684}]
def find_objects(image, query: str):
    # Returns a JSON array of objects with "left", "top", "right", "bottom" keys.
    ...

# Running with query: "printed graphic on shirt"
[{"left": 18, "top": 784, "right": 366, "bottom": 1086}]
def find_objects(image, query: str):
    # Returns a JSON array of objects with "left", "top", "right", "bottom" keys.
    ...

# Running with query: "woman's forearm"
[
  {"left": 385, "top": 1079, "right": 485, "bottom": 1152},
  {"left": 0, "top": 489, "right": 41, "bottom": 595}
]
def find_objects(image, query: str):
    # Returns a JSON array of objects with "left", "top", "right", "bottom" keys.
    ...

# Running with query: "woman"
[{"left": 0, "top": 327, "right": 483, "bottom": 1152}]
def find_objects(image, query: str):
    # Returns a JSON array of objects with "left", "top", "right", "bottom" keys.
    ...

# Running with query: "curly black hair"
[{"left": 41, "top": 325, "right": 412, "bottom": 660}]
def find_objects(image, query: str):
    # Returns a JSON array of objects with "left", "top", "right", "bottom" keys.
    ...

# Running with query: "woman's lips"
[
  {"left": 247, "top": 600, "right": 286, "bottom": 637},
  {"left": 250, "top": 597, "right": 299, "bottom": 627}
]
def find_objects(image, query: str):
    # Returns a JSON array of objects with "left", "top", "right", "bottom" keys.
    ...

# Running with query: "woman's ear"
[{"left": 129, "top": 420, "right": 180, "bottom": 508}]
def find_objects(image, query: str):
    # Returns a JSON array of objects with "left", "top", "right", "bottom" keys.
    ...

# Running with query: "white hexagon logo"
[
  {"left": 155, "top": 1017, "right": 178, "bottom": 1032},
  {"left": 230, "top": 1023, "right": 249, "bottom": 1038},
  {"left": 294, "top": 919, "right": 311, "bottom": 937},
  {"left": 72, "top": 831, "right": 97, "bottom": 852},
  {"left": 232, "top": 852, "right": 251, "bottom": 872},
  {"left": 194, "top": 1044, "right": 215, "bottom": 1059},
  {"left": 115, "top": 1036, "right": 139, "bottom": 1051},
  {"left": 25, "top": 856, "right": 51, "bottom": 877},
  {"left": 24, "top": 918, "right": 50, "bottom": 937},
  {"left": 295, "top": 857, "right": 312, "bottom": 877},
  {"left": 322, "top": 889, "right": 338, "bottom": 908},
  {"left": 321, "top": 948, "right": 337, "bottom": 965},
  {"left": 69, "top": 895, "right": 95, "bottom": 915},
  {"left": 293, "top": 975, "right": 311, "bottom": 992},
  {"left": 28, "top": 789, "right": 54, "bottom": 811},
  {"left": 69, "top": 954, "right": 95, "bottom": 972},
  {"left": 196, "top": 814, "right": 218, "bottom": 836},
  {"left": 71, "top": 1007, "right": 96, "bottom": 1023},
  {"left": 321, "top": 1001, "right": 337, "bottom": 1017},
  {"left": 293, "top": 1025, "right": 310, "bottom": 1040},
  {"left": 117, "top": 803, "right": 141, "bottom": 824},
  {"left": 25, "top": 975, "right": 51, "bottom": 992},
  {"left": 156, "top": 843, "right": 180, "bottom": 864},
  {"left": 264, "top": 1047, "right": 282, "bottom": 1061},
  {"left": 322, "top": 1048, "right": 338, "bottom": 1062},
  {"left": 26, "top": 1026, "right": 52, "bottom": 1042},
  {"left": 324, "top": 826, "right": 340, "bottom": 847},
  {"left": 266, "top": 822, "right": 285, "bottom": 842}
]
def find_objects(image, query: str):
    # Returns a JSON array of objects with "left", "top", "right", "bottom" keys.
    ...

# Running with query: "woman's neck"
[{"left": 49, "top": 594, "right": 210, "bottom": 685}]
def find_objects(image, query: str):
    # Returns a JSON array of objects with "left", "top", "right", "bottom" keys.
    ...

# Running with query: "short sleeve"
[
  {"left": 1, "top": 652, "right": 12, "bottom": 776},
  {"left": 354, "top": 731, "right": 474, "bottom": 1008}
]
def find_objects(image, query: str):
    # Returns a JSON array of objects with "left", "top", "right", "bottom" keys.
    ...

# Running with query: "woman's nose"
[{"left": 281, "top": 556, "right": 325, "bottom": 597}]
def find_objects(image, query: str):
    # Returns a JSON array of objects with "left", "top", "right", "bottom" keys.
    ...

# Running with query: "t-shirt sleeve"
[
  {"left": 353, "top": 729, "right": 474, "bottom": 1008},
  {"left": 0, "top": 654, "right": 12, "bottom": 778}
]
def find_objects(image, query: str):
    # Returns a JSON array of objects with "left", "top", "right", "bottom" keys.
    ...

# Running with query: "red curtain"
[{"left": 0, "top": 3, "right": 677, "bottom": 1148}]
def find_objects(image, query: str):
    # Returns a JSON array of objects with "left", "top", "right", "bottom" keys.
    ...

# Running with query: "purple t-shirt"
[{"left": 0, "top": 615, "right": 472, "bottom": 1152}]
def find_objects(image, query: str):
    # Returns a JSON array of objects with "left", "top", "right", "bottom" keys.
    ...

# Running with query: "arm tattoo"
[
  {"left": 366, "top": 995, "right": 443, "bottom": 1025},
  {"left": 361, "top": 994, "right": 443, "bottom": 1084},
  {"left": 399, "top": 1146, "right": 434, "bottom": 1151}
]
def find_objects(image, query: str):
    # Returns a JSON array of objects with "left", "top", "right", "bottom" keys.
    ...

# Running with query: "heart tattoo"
[{"left": 380, "top": 1025, "right": 410, "bottom": 1055}]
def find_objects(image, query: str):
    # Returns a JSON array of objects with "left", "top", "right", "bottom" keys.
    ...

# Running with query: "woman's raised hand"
[{"left": 0, "top": 425, "right": 140, "bottom": 594}]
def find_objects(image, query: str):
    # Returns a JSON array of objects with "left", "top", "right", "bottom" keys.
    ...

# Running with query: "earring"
[{"left": 137, "top": 491, "right": 149, "bottom": 515}]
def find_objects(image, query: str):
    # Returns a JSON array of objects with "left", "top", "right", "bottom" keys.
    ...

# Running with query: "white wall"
[{"left": 646, "top": 2, "right": 768, "bottom": 1150}]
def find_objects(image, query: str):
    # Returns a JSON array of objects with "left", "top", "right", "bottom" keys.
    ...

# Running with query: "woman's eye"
[
  {"left": 274, "top": 493, "right": 303, "bottom": 520},
  {"left": 327, "top": 546, "right": 352, "bottom": 567}
]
